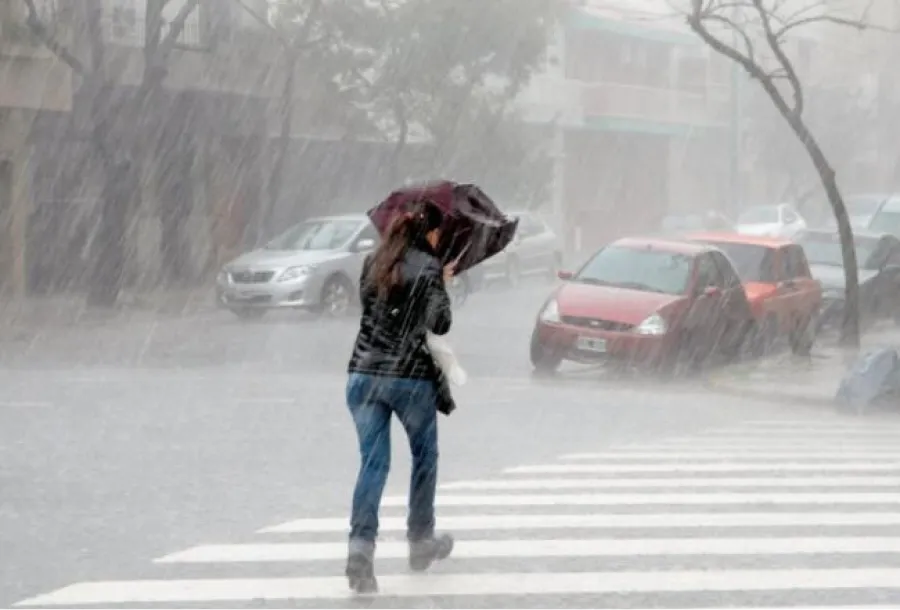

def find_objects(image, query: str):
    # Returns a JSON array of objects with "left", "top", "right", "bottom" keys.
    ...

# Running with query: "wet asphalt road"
[{"left": 3, "top": 279, "right": 900, "bottom": 608}]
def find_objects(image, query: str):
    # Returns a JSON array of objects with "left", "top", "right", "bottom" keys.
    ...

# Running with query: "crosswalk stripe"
[
  {"left": 20, "top": 416, "right": 900, "bottom": 608},
  {"left": 381, "top": 492, "right": 900, "bottom": 507},
  {"left": 692, "top": 429, "right": 900, "bottom": 436},
  {"left": 156, "top": 536, "right": 900, "bottom": 564},
  {"left": 508, "top": 462, "right": 900, "bottom": 474},
  {"left": 440, "top": 476, "right": 900, "bottom": 491},
  {"left": 558, "top": 452, "right": 900, "bottom": 460},
  {"left": 260, "top": 511, "right": 900, "bottom": 534},
  {"left": 618, "top": 444, "right": 900, "bottom": 451},
  {"left": 16, "top": 568, "right": 900, "bottom": 606}
]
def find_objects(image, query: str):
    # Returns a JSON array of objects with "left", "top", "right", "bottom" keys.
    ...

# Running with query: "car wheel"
[
  {"left": 320, "top": 275, "right": 354, "bottom": 317},
  {"left": 506, "top": 256, "right": 521, "bottom": 288},
  {"left": 789, "top": 313, "right": 816, "bottom": 356},
  {"left": 530, "top": 332, "right": 562, "bottom": 375},
  {"left": 231, "top": 307, "right": 266, "bottom": 320}
]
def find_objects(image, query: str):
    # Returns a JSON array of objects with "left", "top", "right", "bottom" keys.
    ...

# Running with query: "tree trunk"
[{"left": 782, "top": 113, "right": 860, "bottom": 347}]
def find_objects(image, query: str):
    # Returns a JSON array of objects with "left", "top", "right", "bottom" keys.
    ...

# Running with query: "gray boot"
[
  {"left": 346, "top": 540, "right": 377, "bottom": 594},
  {"left": 409, "top": 533, "right": 454, "bottom": 572}
]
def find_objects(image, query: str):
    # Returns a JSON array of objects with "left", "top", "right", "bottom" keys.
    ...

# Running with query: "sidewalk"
[
  {"left": 704, "top": 323, "right": 900, "bottom": 408},
  {"left": 0, "top": 288, "right": 217, "bottom": 338}
]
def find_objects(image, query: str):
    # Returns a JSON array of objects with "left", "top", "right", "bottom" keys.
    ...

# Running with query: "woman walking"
[{"left": 345, "top": 199, "right": 455, "bottom": 594}]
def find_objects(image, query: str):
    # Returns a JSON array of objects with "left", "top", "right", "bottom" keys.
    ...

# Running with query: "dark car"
[
  {"left": 529, "top": 237, "right": 756, "bottom": 375},
  {"left": 794, "top": 229, "right": 900, "bottom": 330}
]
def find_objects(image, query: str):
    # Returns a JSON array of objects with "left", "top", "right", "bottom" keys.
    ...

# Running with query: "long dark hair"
[{"left": 369, "top": 199, "right": 444, "bottom": 298}]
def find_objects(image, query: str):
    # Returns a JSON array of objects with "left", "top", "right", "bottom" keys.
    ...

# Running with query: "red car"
[
  {"left": 685, "top": 232, "right": 822, "bottom": 354},
  {"left": 530, "top": 237, "right": 756, "bottom": 374}
]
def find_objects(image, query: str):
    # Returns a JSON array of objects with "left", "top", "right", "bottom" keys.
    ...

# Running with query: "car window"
[
  {"left": 701, "top": 241, "right": 776, "bottom": 282},
  {"left": 695, "top": 254, "right": 724, "bottom": 290},
  {"left": 796, "top": 232, "right": 879, "bottom": 269},
  {"left": 354, "top": 224, "right": 379, "bottom": 246},
  {"left": 710, "top": 251, "right": 742, "bottom": 288},
  {"left": 868, "top": 210, "right": 900, "bottom": 236},
  {"left": 265, "top": 219, "right": 363, "bottom": 251},
  {"left": 783, "top": 245, "right": 810, "bottom": 279},
  {"left": 516, "top": 214, "right": 543, "bottom": 238},
  {"left": 574, "top": 245, "right": 693, "bottom": 295}
]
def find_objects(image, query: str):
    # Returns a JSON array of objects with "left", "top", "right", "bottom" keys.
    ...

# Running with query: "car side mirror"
[
  {"left": 557, "top": 270, "right": 574, "bottom": 281},
  {"left": 703, "top": 286, "right": 721, "bottom": 298},
  {"left": 354, "top": 238, "right": 376, "bottom": 252}
]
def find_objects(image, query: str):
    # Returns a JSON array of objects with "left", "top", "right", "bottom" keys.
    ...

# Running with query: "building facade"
[
  {"left": 0, "top": 0, "right": 73, "bottom": 295},
  {"left": 515, "top": 3, "right": 732, "bottom": 258}
]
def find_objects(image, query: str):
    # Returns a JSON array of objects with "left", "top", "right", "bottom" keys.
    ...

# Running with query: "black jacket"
[{"left": 348, "top": 243, "right": 452, "bottom": 380}]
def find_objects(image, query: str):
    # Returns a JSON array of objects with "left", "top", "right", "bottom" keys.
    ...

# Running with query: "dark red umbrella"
[{"left": 367, "top": 180, "right": 519, "bottom": 274}]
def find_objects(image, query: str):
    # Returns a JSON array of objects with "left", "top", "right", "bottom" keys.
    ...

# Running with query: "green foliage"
[{"left": 269, "top": 0, "right": 559, "bottom": 193}]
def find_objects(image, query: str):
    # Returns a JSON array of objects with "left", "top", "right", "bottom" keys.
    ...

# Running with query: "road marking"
[
  {"left": 157, "top": 536, "right": 900, "bottom": 564},
  {"left": 261, "top": 511, "right": 900, "bottom": 534},
  {"left": 560, "top": 452, "right": 900, "bottom": 460},
  {"left": 17, "top": 568, "right": 900, "bottom": 606},
  {"left": 692, "top": 426, "right": 897, "bottom": 440},
  {"left": 0, "top": 401, "right": 52, "bottom": 408},
  {"left": 732, "top": 421, "right": 900, "bottom": 429},
  {"left": 235, "top": 398, "right": 296, "bottom": 405},
  {"left": 507, "top": 462, "right": 900, "bottom": 474},
  {"left": 381, "top": 492, "right": 900, "bottom": 507},
  {"left": 441, "top": 476, "right": 900, "bottom": 491}
]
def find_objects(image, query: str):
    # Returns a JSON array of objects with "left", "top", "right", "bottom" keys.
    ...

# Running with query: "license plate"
[{"left": 576, "top": 336, "right": 607, "bottom": 353}]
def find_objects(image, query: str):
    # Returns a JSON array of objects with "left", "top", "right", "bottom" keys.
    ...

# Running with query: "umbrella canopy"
[{"left": 367, "top": 180, "right": 519, "bottom": 274}]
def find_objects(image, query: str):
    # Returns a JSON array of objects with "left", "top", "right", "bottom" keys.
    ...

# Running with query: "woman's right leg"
[
  {"left": 392, "top": 378, "right": 454, "bottom": 571},
  {"left": 345, "top": 373, "right": 392, "bottom": 593}
]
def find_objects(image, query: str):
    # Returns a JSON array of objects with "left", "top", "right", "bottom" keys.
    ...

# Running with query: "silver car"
[
  {"left": 216, "top": 214, "right": 378, "bottom": 319},
  {"left": 480, "top": 209, "right": 563, "bottom": 286}
]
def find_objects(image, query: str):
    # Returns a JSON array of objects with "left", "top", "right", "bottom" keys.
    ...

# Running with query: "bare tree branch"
[
  {"left": 751, "top": 0, "right": 803, "bottom": 115},
  {"left": 21, "top": 0, "right": 86, "bottom": 74}
]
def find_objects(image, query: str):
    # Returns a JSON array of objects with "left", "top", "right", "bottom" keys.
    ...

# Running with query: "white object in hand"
[{"left": 426, "top": 332, "right": 467, "bottom": 386}]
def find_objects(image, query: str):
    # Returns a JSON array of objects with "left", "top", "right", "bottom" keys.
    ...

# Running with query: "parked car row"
[
  {"left": 529, "top": 230, "right": 828, "bottom": 376},
  {"left": 214, "top": 210, "right": 563, "bottom": 320}
]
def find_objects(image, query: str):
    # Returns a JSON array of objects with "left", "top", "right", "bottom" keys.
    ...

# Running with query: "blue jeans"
[{"left": 346, "top": 373, "right": 439, "bottom": 549}]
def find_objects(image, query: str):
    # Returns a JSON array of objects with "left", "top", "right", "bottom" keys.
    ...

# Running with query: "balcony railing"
[
  {"left": 518, "top": 76, "right": 730, "bottom": 128},
  {"left": 581, "top": 82, "right": 729, "bottom": 126},
  {"left": 103, "top": 13, "right": 203, "bottom": 48}
]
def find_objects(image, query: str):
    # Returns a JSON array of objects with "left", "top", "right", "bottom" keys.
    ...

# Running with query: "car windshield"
[
  {"left": 702, "top": 242, "right": 774, "bottom": 282},
  {"left": 868, "top": 209, "right": 900, "bottom": 236},
  {"left": 575, "top": 245, "right": 692, "bottom": 295},
  {"left": 265, "top": 219, "right": 362, "bottom": 251},
  {"left": 847, "top": 196, "right": 884, "bottom": 217},
  {"left": 738, "top": 206, "right": 780, "bottom": 224},
  {"left": 797, "top": 233, "right": 879, "bottom": 268}
]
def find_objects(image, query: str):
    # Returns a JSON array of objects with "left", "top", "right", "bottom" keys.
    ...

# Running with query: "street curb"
[{"left": 702, "top": 378, "right": 836, "bottom": 409}]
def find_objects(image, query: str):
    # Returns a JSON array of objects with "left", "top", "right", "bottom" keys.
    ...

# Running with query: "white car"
[{"left": 735, "top": 203, "right": 807, "bottom": 238}]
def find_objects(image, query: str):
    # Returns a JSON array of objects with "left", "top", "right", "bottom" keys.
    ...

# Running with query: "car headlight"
[
  {"left": 539, "top": 298, "right": 561, "bottom": 323},
  {"left": 635, "top": 312, "right": 667, "bottom": 336},
  {"left": 278, "top": 266, "right": 313, "bottom": 282},
  {"left": 217, "top": 270, "right": 230, "bottom": 284}
]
